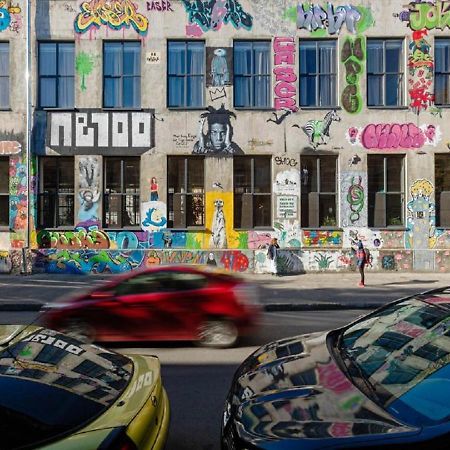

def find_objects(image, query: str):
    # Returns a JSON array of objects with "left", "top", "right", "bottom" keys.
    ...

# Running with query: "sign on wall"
[
  {"left": 47, "top": 110, "right": 155, "bottom": 155},
  {"left": 277, "top": 195, "right": 298, "bottom": 219},
  {"left": 146, "top": 51, "right": 161, "bottom": 64}
]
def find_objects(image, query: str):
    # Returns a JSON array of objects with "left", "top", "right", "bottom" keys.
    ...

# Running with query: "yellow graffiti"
[
  {"left": 75, "top": 0, "right": 149, "bottom": 36},
  {"left": 410, "top": 179, "right": 434, "bottom": 198}
]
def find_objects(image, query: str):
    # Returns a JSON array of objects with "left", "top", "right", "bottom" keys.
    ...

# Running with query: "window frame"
[
  {"left": 103, "top": 41, "right": 142, "bottom": 109},
  {"left": 299, "top": 39, "right": 337, "bottom": 108},
  {"left": 167, "top": 156, "right": 205, "bottom": 229},
  {"left": 233, "top": 40, "right": 271, "bottom": 110},
  {"left": 367, "top": 38, "right": 405, "bottom": 108},
  {"left": 103, "top": 156, "right": 140, "bottom": 229},
  {"left": 38, "top": 41, "right": 75, "bottom": 109},
  {"left": 233, "top": 155, "right": 272, "bottom": 230},
  {"left": 435, "top": 38, "right": 450, "bottom": 106},
  {"left": 0, "top": 42, "right": 10, "bottom": 110},
  {"left": 167, "top": 40, "right": 206, "bottom": 110}
]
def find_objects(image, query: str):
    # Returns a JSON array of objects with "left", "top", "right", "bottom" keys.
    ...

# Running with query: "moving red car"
[{"left": 43, "top": 265, "right": 261, "bottom": 348}]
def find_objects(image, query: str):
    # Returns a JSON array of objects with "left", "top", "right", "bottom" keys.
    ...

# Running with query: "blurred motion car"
[
  {"left": 0, "top": 324, "right": 169, "bottom": 449},
  {"left": 43, "top": 265, "right": 261, "bottom": 348},
  {"left": 222, "top": 287, "right": 450, "bottom": 449}
]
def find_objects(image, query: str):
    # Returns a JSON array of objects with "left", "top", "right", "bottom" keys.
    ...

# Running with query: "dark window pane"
[
  {"left": 104, "top": 43, "right": 122, "bottom": 76},
  {"left": 0, "top": 196, "right": 8, "bottom": 226},
  {"left": 386, "top": 74, "right": 401, "bottom": 106},
  {"left": 254, "top": 195, "right": 271, "bottom": 227},
  {"left": 234, "top": 77, "right": 251, "bottom": 107},
  {"left": 387, "top": 157, "right": 403, "bottom": 191},
  {"left": 59, "top": 44, "right": 74, "bottom": 76},
  {"left": 123, "top": 77, "right": 140, "bottom": 108},
  {"left": 39, "top": 44, "right": 57, "bottom": 76},
  {"left": 385, "top": 41, "right": 402, "bottom": 72},
  {"left": 320, "top": 158, "right": 336, "bottom": 193},
  {"left": 254, "top": 158, "right": 271, "bottom": 193},
  {"left": 59, "top": 77, "right": 74, "bottom": 109},
  {"left": 368, "top": 156, "right": 384, "bottom": 192},
  {"left": 187, "top": 158, "right": 204, "bottom": 192},
  {"left": 0, "top": 158, "right": 9, "bottom": 193},
  {"left": 386, "top": 194, "right": 403, "bottom": 226},
  {"left": 123, "top": 43, "right": 140, "bottom": 75},
  {"left": 319, "top": 194, "right": 336, "bottom": 226},
  {"left": 367, "top": 75, "right": 383, "bottom": 106},
  {"left": 40, "top": 78, "right": 57, "bottom": 108},
  {"left": 234, "top": 158, "right": 251, "bottom": 193}
]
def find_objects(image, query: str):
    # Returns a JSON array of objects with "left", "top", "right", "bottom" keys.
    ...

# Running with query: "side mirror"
[{"left": 90, "top": 291, "right": 114, "bottom": 299}]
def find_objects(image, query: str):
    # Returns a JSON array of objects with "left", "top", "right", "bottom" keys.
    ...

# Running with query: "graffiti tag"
[
  {"left": 402, "top": 1, "right": 450, "bottom": 31},
  {"left": 274, "top": 156, "right": 298, "bottom": 167},
  {"left": 146, "top": 0, "right": 173, "bottom": 11}
]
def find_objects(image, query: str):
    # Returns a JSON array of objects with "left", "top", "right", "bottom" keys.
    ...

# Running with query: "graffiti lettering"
[
  {"left": 74, "top": 0, "right": 149, "bottom": 36},
  {"left": 37, "top": 229, "right": 110, "bottom": 249},
  {"left": 146, "top": 0, "right": 173, "bottom": 12},
  {"left": 406, "top": 1, "right": 450, "bottom": 31},
  {"left": 302, "top": 231, "right": 342, "bottom": 247},
  {"left": 274, "top": 156, "right": 298, "bottom": 167}
]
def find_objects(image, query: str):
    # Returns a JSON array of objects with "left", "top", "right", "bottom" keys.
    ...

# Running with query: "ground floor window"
[
  {"left": 300, "top": 156, "right": 337, "bottom": 228},
  {"left": 0, "top": 157, "right": 9, "bottom": 226},
  {"left": 435, "top": 154, "right": 450, "bottom": 227},
  {"left": 234, "top": 156, "right": 271, "bottom": 229},
  {"left": 368, "top": 155, "right": 405, "bottom": 227},
  {"left": 104, "top": 157, "right": 140, "bottom": 228},
  {"left": 167, "top": 156, "right": 205, "bottom": 228},
  {"left": 39, "top": 157, "right": 74, "bottom": 227}
]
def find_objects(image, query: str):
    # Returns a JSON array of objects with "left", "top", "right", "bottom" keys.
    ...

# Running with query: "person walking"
[
  {"left": 355, "top": 240, "right": 369, "bottom": 287},
  {"left": 267, "top": 238, "right": 280, "bottom": 276}
]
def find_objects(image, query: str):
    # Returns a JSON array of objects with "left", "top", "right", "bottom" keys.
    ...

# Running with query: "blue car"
[{"left": 222, "top": 288, "right": 450, "bottom": 449}]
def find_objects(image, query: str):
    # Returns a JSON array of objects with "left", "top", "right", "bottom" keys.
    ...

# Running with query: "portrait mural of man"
[{"left": 193, "top": 104, "right": 244, "bottom": 156}]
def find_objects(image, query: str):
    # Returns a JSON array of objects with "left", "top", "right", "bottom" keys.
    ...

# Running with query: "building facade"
[{"left": 1, "top": 0, "right": 450, "bottom": 274}]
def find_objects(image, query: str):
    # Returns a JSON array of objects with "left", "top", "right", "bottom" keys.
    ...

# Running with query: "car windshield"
[
  {"left": 337, "top": 297, "right": 450, "bottom": 427},
  {"left": 0, "top": 328, "right": 133, "bottom": 449}
]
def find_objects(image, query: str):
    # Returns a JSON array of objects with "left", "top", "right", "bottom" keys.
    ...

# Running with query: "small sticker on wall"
[{"left": 146, "top": 51, "right": 161, "bottom": 64}]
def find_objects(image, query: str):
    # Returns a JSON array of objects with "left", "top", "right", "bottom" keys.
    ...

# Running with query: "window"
[
  {"left": 435, "top": 39, "right": 450, "bottom": 105},
  {"left": 168, "top": 41, "right": 205, "bottom": 108},
  {"left": 39, "top": 157, "right": 74, "bottom": 227},
  {"left": 104, "top": 42, "right": 141, "bottom": 108},
  {"left": 435, "top": 154, "right": 450, "bottom": 227},
  {"left": 299, "top": 40, "right": 336, "bottom": 107},
  {"left": 234, "top": 41, "right": 271, "bottom": 108},
  {"left": 367, "top": 39, "right": 404, "bottom": 107},
  {"left": 0, "top": 158, "right": 8, "bottom": 226},
  {"left": 368, "top": 155, "right": 405, "bottom": 227},
  {"left": 300, "top": 156, "right": 337, "bottom": 228},
  {"left": 104, "top": 157, "right": 140, "bottom": 228},
  {"left": 38, "top": 42, "right": 74, "bottom": 108},
  {"left": 0, "top": 43, "right": 9, "bottom": 109},
  {"left": 234, "top": 156, "right": 271, "bottom": 228},
  {"left": 167, "top": 156, "right": 204, "bottom": 228}
]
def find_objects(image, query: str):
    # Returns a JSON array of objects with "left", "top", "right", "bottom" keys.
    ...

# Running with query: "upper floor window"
[
  {"left": 367, "top": 39, "right": 404, "bottom": 107},
  {"left": 299, "top": 40, "right": 336, "bottom": 107},
  {"left": 435, "top": 154, "right": 450, "bottom": 227},
  {"left": 368, "top": 155, "right": 405, "bottom": 227},
  {"left": 0, "top": 157, "right": 8, "bottom": 226},
  {"left": 0, "top": 43, "right": 9, "bottom": 109},
  {"left": 39, "top": 157, "right": 74, "bottom": 227},
  {"left": 167, "top": 156, "right": 204, "bottom": 228},
  {"left": 435, "top": 39, "right": 450, "bottom": 106},
  {"left": 39, "top": 42, "right": 74, "bottom": 109},
  {"left": 168, "top": 41, "right": 205, "bottom": 108},
  {"left": 104, "top": 157, "right": 140, "bottom": 228},
  {"left": 234, "top": 41, "right": 270, "bottom": 108},
  {"left": 234, "top": 156, "right": 271, "bottom": 229},
  {"left": 300, "top": 156, "right": 337, "bottom": 228},
  {"left": 104, "top": 42, "right": 141, "bottom": 108}
]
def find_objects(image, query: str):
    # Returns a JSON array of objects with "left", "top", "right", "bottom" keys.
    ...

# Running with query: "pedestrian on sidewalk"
[
  {"left": 355, "top": 240, "right": 369, "bottom": 287},
  {"left": 267, "top": 238, "right": 280, "bottom": 276}
]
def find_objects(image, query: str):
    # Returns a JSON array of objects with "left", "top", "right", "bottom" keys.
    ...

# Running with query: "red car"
[{"left": 43, "top": 265, "right": 261, "bottom": 348}]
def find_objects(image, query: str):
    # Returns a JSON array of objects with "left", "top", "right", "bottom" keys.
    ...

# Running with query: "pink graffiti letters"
[
  {"left": 273, "top": 37, "right": 298, "bottom": 112},
  {"left": 362, "top": 123, "right": 427, "bottom": 150}
]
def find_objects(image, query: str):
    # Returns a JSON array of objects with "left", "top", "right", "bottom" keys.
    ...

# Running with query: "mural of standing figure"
[
  {"left": 210, "top": 199, "right": 227, "bottom": 248},
  {"left": 293, "top": 110, "right": 341, "bottom": 150},
  {"left": 211, "top": 48, "right": 229, "bottom": 86},
  {"left": 78, "top": 156, "right": 100, "bottom": 224}
]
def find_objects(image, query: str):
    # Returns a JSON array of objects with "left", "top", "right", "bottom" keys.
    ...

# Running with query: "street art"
[
  {"left": 380, "top": 251, "right": 413, "bottom": 271},
  {"left": 74, "top": 0, "right": 149, "bottom": 37},
  {"left": 344, "top": 228, "right": 382, "bottom": 250},
  {"left": 76, "top": 52, "right": 95, "bottom": 92},
  {"left": 0, "top": 140, "right": 21, "bottom": 155},
  {"left": 248, "top": 231, "right": 272, "bottom": 249},
  {"left": 277, "top": 250, "right": 304, "bottom": 274},
  {"left": 209, "top": 87, "right": 227, "bottom": 102},
  {"left": 267, "top": 110, "right": 293, "bottom": 125},
  {"left": 399, "top": 1, "right": 450, "bottom": 31},
  {"left": 274, "top": 169, "right": 299, "bottom": 200},
  {"left": 296, "top": 3, "right": 374, "bottom": 35},
  {"left": 276, "top": 196, "right": 297, "bottom": 219},
  {"left": 210, "top": 199, "right": 227, "bottom": 248},
  {"left": 182, "top": 0, "right": 253, "bottom": 36},
  {"left": 37, "top": 229, "right": 110, "bottom": 249},
  {"left": 293, "top": 110, "right": 341, "bottom": 150},
  {"left": 192, "top": 104, "right": 243, "bottom": 156},
  {"left": 206, "top": 48, "right": 231, "bottom": 87},
  {"left": 9, "top": 152, "right": 28, "bottom": 248},
  {"left": 274, "top": 156, "right": 297, "bottom": 167},
  {"left": 341, "top": 36, "right": 365, "bottom": 114},
  {"left": 0, "top": 251, "right": 12, "bottom": 273},
  {"left": 47, "top": 110, "right": 155, "bottom": 155},
  {"left": 273, "top": 37, "right": 298, "bottom": 112},
  {"left": 141, "top": 201, "right": 167, "bottom": 232},
  {"left": 173, "top": 133, "right": 196, "bottom": 148},
  {"left": 302, "top": 230, "right": 342, "bottom": 247},
  {"left": 408, "top": 29, "right": 434, "bottom": 114},
  {"left": 0, "top": 1, "right": 21, "bottom": 33},
  {"left": 220, "top": 250, "right": 249, "bottom": 272},
  {"left": 274, "top": 221, "right": 301, "bottom": 248},
  {"left": 313, "top": 253, "right": 334, "bottom": 270},
  {"left": 77, "top": 156, "right": 101, "bottom": 225},
  {"left": 250, "top": 0, "right": 294, "bottom": 36},
  {"left": 147, "top": 0, "right": 174, "bottom": 11},
  {"left": 406, "top": 179, "right": 438, "bottom": 250},
  {"left": 436, "top": 250, "right": 450, "bottom": 272},
  {"left": 149, "top": 177, "right": 159, "bottom": 201},
  {"left": 347, "top": 123, "right": 441, "bottom": 150},
  {"left": 340, "top": 172, "right": 367, "bottom": 227}
]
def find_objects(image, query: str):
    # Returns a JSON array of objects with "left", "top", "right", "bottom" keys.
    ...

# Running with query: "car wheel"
[
  {"left": 197, "top": 320, "right": 238, "bottom": 348},
  {"left": 61, "top": 319, "right": 95, "bottom": 343}
]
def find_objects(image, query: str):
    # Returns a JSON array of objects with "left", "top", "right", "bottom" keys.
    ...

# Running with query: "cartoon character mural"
[
  {"left": 141, "top": 201, "right": 167, "bottom": 232},
  {"left": 0, "top": 1, "right": 22, "bottom": 33},
  {"left": 77, "top": 156, "right": 101, "bottom": 225},
  {"left": 210, "top": 199, "right": 227, "bottom": 248},
  {"left": 193, "top": 104, "right": 244, "bottom": 155},
  {"left": 207, "top": 48, "right": 231, "bottom": 87}
]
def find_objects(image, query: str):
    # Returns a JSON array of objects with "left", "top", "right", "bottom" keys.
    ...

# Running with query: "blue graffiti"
[
  {"left": 143, "top": 208, "right": 167, "bottom": 228},
  {"left": 0, "top": 8, "right": 11, "bottom": 32}
]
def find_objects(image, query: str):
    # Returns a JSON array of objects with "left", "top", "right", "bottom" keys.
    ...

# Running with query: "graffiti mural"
[
  {"left": 76, "top": 52, "right": 95, "bottom": 92},
  {"left": 249, "top": 0, "right": 294, "bottom": 36},
  {"left": 302, "top": 230, "right": 342, "bottom": 247},
  {"left": 0, "top": 2, "right": 22, "bottom": 33},
  {"left": 192, "top": 104, "right": 243, "bottom": 155},
  {"left": 210, "top": 199, "right": 227, "bottom": 248},
  {"left": 74, "top": 0, "right": 149, "bottom": 37},
  {"left": 47, "top": 110, "right": 155, "bottom": 155},
  {"left": 408, "top": 29, "right": 434, "bottom": 114},
  {"left": 37, "top": 228, "right": 110, "bottom": 249},
  {"left": 273, "top": 37, "right": 298, "bottom": 112},
  {"left": 141, "top": 201, "right": 167, "bottom": 232},
  {"left": 273, "top": 169, "right": 300, "bottom": 196},
  {"left": 77, "top": 156, "right": 100, "bottom": 225},
  {"left": 405, "top": 179, "right": 438, "bottom": 250},
  {"left": 182, "top": 0, "right": 253, "bottom": 36},
  {"left": 344, "top": 228, "right": 382, "bottom": 250},
  {"left": 277, "top": 250, "right": 305, "bottom": 274},
  {"left": 341, "top": 36, "right": 365, "bottom": 114},
  {"left": 399, "top": 1, "right": 450, "bottom": 31},
  {"left": 206, "top": 47, "right": 232, "bottom": 87},
  {"left": 347, "top": 123, "right": 441, "bottom": 150},
  {"left": 147, "top": 0, "right": 174, "bottom": 11},
  {"left": 340, "top": 172, "right": 367, "bottom": 228},
  {"left": 293, "top": 110, "right": 341, "bottom": 150}
]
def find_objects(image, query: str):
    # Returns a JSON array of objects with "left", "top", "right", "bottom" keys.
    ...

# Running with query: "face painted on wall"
[{"left": 210, "top": 123, "right": 227, "bottom": 151}]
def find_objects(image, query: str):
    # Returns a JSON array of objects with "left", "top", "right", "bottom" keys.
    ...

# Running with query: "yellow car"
[{"left": 0, "top": 325, "right": 169, "bottom": 449}]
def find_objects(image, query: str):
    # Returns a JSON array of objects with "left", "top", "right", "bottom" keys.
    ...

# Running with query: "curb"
[{"left": 0, "top": 303, "right": 43, "bottom": 312}]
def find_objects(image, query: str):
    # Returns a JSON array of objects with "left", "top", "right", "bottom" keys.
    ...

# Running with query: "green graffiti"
[
  {"left": 355, "top": 6, "right": 375, "bottom": 33},
  {"left": 76, "top": 52, "right": 94, "bottom": 92},
  {"left": 237, "top": 232, "right": 248, "bottom": 249},
  {"left": 282, "top": 6, "right": 297, "bottom": 23},
  {"left": 409, "top": 1, "right": 450, "bottom": 31},
  {"left": 186, "top": 233, "right": 202, "bottom": 249}
]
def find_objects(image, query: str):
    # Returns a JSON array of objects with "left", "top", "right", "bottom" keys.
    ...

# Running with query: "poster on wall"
[
  {"left": 206, "top": 47, "right": 233, "bottom": 87},
  {"left": 141, "top": 201, "right": 167, "bottom": 232},
  {"left": 277, "top": 196, "right": 298, "bottom": 219}
]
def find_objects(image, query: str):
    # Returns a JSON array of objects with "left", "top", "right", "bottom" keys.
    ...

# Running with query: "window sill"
[
  {"left": 302, "top": 227, "right": 342, "bottom": 231},
  {"left": 369, "top": 227, "right": 407, "bottom": 231},
  {"left": 167, "top": 107, "right": 207, "bottom": 111},
  {"left": 103, "top": 226, "right": 141, "bottom": 231},
  {"left": 41, "top": 107, "right": 76, "bottom": 112},
  {"left": 37, "top": 227, "right": 76, "bottom": 231},
  {"left": 102, "top": 107, "right": 143, "bottom": 111},
  {"left": 234, "top": 227, "right": 274, "bottom": 232},
  {"left": 234, "top": 107, "right": 273, "bottom": 111},
  {"left": 167, "top": 227, "right": 206, "bottom": 232},
  {"left": 0, "top": 108, "right": 12, "bottom": 112},
  {"left": 299, "top": 106, "right": 341, "bottom": 111},
  {"left": 367, "top": 106, "right": 409, "bottom": 110},
  {"left": 0, "top": 227, "right": 10, "bottom": 232}
]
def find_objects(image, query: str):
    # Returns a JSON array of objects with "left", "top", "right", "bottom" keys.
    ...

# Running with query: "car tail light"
[
  {"left": 233, "top": 284, "right": 261, "bottom": 308},
  {"left": 98, "top": 427, "right": 138, "bottom": 450}
]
